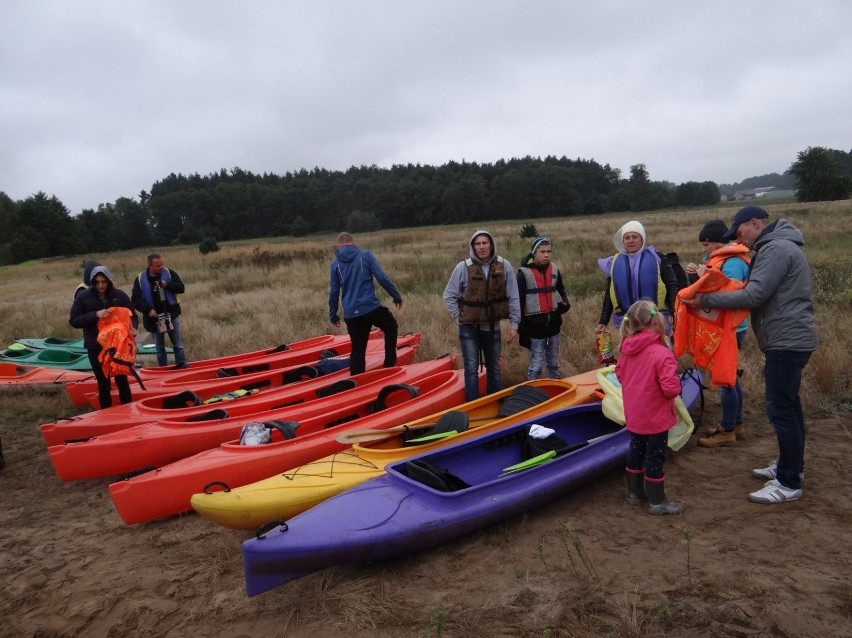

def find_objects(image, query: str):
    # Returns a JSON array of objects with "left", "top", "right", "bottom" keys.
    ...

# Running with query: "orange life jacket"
[
  {"left": 674, "top": 269, "right": 749, "bottom": 387},
  {"left": 705, "top": 243, "right": 751, "bottom": 272},
  {"left": 97, "top": 307, "right": 145, "bottom": 389}
]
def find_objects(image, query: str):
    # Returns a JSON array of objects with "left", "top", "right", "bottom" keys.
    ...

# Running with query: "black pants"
[
  {"left": 626, "top": 431, "right": 669, "bottom": 480},
  {"left": 87, "top": 349, "right": 132, "bottom": 409},
  {"left": 343, "top": 306, "right": 398, "bottom": 376}
]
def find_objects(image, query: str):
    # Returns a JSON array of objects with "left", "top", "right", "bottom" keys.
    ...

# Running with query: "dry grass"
[{"left": 3, "top": 199, "right": 849, "bottom": 412}]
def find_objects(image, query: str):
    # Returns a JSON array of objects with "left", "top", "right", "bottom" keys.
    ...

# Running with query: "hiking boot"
[
  {"left": 752, "top": 459, "right": 804, "bottom": 481},
  {"left": 734, "top": 424, "right": 746, "bottom": 440},
  {"left": 697, "top": 429, "right": 736, "bottom": 448},
  {"left": 748, "top": 479, "right": 802, "bottom": 504},
  {"left": 645, "top": 479, "right": 684, "bottom": 515}
]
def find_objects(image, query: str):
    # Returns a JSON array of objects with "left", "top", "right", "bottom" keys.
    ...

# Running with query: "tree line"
[{"left": 1, "top": 147, "right": 849, "bottom": 265}]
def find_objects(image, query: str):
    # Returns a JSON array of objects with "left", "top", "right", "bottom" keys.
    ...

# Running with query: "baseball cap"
[{"left": 722, "top": 205, "right": 769, "bottom": 240}]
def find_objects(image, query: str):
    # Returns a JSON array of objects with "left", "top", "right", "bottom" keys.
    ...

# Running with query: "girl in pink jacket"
[{"left": 615, "top": 300, "right": 684, "bottom": 515}]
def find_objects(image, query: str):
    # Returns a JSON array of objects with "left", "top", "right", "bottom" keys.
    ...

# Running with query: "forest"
[{"left": 1, "top": 146, "right": 849, "bottom": 266}]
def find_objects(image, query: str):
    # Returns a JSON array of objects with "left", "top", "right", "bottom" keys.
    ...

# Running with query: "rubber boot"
[
  {"left": 645, "top": 479, "right": 684, "bottom": 515},
  {"left": 626, "top": 470, "right": 647, "bottom": 505}
]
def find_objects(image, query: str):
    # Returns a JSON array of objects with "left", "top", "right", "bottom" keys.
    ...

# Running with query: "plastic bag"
[
  {"left": 596, "top": 331, "right": 616, "bottom": 364},
  {"left": 239, "top": 422, "right": 270, "bottom": 445}
]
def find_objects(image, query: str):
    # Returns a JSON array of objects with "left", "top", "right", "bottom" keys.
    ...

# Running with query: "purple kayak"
[{"left": 242, "top": 371, "right": 702, "bottom": 596}]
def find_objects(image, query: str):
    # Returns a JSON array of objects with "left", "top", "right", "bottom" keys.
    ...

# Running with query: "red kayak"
[
  {"left": 47, "top": 356, "right": 455, "bottom": 480},
  {"left": 41, "top": 345, "right": 425, "bottom": 446},
  {"left": 109, "top": 368, "right": 478, "bottom": 524},
  {"left": 69, "top": 332, "right": 418, "bottom": 408},
  {"left": 63, "top": 331, "right": 382, "bottom": 407},
  {"left": 0, "top": 362, "right": 95, "bottom": 390}
]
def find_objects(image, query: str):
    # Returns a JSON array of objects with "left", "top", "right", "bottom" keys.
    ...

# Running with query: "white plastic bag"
[{"left": 239, "top": 422, "right": 270, "bottom": 445}]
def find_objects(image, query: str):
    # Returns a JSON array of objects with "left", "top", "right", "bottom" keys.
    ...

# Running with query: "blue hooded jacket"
[{"left": 329, "top": 244, "right": 402, "bottom": 322}]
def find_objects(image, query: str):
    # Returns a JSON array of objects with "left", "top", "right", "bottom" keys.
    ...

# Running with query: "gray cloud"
[{"left": 1, "top": 0, "right": 850, "bottom": 213}]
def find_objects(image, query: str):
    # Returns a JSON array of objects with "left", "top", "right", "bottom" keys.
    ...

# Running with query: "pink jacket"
[{"left": 615, "top": 330, "right": 681, "bottom": 435}]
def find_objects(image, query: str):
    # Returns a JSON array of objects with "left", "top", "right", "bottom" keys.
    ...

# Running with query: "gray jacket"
[{"left": 701, "top": 219, "right": 817, "bottom": 353}]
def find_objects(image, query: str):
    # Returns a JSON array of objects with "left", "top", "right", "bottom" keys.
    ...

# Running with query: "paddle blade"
[{"left": 335, "top": 429, "right": 398, "bottom": 445}]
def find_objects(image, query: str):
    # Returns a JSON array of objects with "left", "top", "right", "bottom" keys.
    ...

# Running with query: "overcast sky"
[{"left": 2, "top": 1, "right": 850, "bottom": 214}]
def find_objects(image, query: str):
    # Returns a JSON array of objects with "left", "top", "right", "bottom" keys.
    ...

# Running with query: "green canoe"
[{"left": 13, "top": 337, "right": 171, "bottom": 355}]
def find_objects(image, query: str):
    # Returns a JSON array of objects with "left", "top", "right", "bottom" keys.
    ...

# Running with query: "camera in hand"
[{"left": 157, "top": 312, "right": 174, "bottom": 333}]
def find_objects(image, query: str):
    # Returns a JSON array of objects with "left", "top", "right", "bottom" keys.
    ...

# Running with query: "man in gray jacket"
[{"left": 683, "top": 206, "right": 818, "bottom": 504}]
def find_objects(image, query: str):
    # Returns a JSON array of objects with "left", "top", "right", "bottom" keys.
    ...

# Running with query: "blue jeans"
[
  {"left": 459, "top": 324, "right": 500, "bottom": 401},
  {"left": 720, "top": 330, "right": 746, "bottom": 430},
  {"left": 764, "top": 350, "right": 811, "bottom": 490},
  {"left": 153, "top": 314, "right": 186, "bottom": 367},
  {"left": 527, "top": 335, "right": 561, "bottom": 380}
]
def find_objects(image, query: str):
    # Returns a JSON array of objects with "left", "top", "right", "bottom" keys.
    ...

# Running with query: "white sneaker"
[
  {"left": 748, "top": 479, "right": 802, "bottom": 504},
  {"left": 752, "top": 459, "right": 778, "bottom": 480},
  {"left": 752, "top": 459, "right": 805, "bottom": 481}
]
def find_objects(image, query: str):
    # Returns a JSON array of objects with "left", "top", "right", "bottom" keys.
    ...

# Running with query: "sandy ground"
[{"left": 1, "top": 385, "right": 850, "bottom": 638}]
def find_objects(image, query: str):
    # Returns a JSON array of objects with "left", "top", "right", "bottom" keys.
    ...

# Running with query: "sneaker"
[
  {"left": 752, "top": 459, "right": 805, "bottom": 481},
  {"left": 752, "top": 459, "right": 778, "bottom": 479},
  {"left": 697, "top": 430, "right": 736, "bottom": 448},
  {"left": 734, "top": 424, "right": 746, "bottom": 440},
  {"left": 748, "top": 479, "right": 802, "bottom": 504}
]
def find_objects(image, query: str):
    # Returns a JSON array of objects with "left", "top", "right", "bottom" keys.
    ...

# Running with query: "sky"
[{"left": 2, "top": 1, "right": 851, "bottom": 215}]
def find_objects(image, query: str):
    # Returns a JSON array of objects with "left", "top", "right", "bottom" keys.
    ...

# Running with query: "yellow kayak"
[{"left": 191, "top": 369, "right": 603, "bottom": 530}]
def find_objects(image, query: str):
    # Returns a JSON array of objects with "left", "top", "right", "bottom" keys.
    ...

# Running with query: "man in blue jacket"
[{"left": 329, "top": 232, "right": 403, "bottom": 375}]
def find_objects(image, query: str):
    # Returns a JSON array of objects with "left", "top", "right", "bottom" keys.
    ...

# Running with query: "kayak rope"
[{"left": 281, "top": 449, "right": 379, "bottom": 481}]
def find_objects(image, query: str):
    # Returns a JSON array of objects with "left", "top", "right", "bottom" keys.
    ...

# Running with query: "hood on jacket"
[
  {"left": 753, "top": 219, "right": 805, "bottom": 251},
  {"left": 82, "top": 260, "right": 104, "bottom": 286},
  {"left": 613, "top": 220, "right": 646, "bottom": 253},
  {"left": 89, "top": 265, "right": 115, "bottom": 287},
  {"left": 335, "top": 243, "right": 360, "bottom": 263},
  {"left": 620, "top": 329, "right": 665, "bottom": 356},
  {"left": 469, "top": 229, "right": 496, "bottom": 264}
]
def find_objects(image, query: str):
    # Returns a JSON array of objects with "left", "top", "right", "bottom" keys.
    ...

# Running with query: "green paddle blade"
[
  {"left": 405, "top": 430, "right": 458, "bottom": 444},
  {"left": 500, "top": 450, "right": 556, "bottom": 475}
]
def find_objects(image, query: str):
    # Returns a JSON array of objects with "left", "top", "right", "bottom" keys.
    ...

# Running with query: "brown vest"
[{"left": 458, "top": 257, "right": 509, "bottom": 325}]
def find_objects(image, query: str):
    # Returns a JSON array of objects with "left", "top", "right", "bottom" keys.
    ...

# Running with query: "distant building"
[{"left": 733, "top": 186, "right": 778, "bottom": 200}]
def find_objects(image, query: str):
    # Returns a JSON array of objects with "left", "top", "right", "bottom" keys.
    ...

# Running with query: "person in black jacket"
[
  {"left": 69, "top": 265, "right": 138, "bottom": 408},
  {"left": 131, "top": 253, "right": 188, "bottom": 368},
  {"left": 516, "top": 237, "right": 570, "bottom": 379}
]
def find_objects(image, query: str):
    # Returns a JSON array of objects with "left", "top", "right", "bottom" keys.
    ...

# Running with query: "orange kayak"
[{"left": 0, "top": 362, "right": 95, "bottom": 389}]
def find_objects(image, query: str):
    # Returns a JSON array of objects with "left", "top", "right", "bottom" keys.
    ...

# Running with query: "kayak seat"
[
  {"left": 264, "top": 420, "right": 298, "bottom": 440},
  {"left": 283, "top": 365, "right": 319, "bottom": 384},
  {"left": 185, "top": 408, "right": 230, "bottom": 422},
  {"left": 267, "top": 343, "right": 289, "bottom": 353},
  {"left": 404, "top": 458, "right": 470, "bottom": 492},
  {"left": 216, "top": 367, "right": 239, "bottom": 378},
  {"left": 319, "top": 348, "right": 339, "bottom": 359},
  {"left": 497, "top": 385, "right": 551, "bottom": 418},
  {"left": 404, "top": 410, "right": 469, "bottom": 446},
  {"left": 523, "top": 428, "right": 571, "bottom": 460},
  {"left": 161, "top": 390, "right": 204, "bottom": 409},
  {"left": 371, "top": 383, "right": 419, "bottom": 413},
  {"left": 315, "top": 379, "right": 357, "bottom": 399}
]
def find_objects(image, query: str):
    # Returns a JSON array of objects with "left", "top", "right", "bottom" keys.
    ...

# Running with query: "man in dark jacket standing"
[
  {"left": 131, "top": 253, "right": 189, "bottom": 368},
  {"left": 683, "top": 206, "right": 818, "bottom": 505},
  {"left": 329, "top": 233, "right": 402, "bottom": 376},
  {"left": 517, "top": 237, "right": 570, "bottom": 379}
]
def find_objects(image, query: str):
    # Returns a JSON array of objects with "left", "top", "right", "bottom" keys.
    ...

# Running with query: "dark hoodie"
[{"left": 69, "top": 265, "right": 138, "bottom": 349}]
